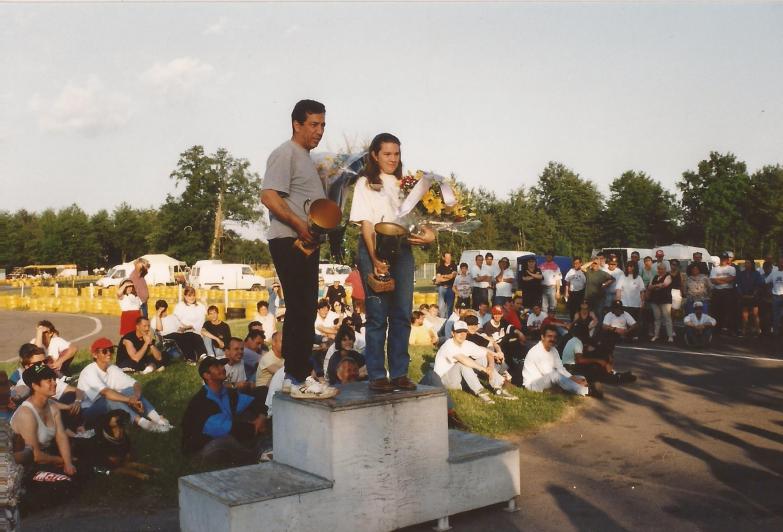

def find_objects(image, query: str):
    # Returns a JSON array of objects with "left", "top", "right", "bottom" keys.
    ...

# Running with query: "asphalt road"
[{"left": 4, "top": 306, "right": 781, "bottom": 531}]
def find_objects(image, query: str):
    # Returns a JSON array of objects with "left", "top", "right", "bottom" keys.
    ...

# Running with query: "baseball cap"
[
  {"left": 455, "top": 300, "right": 468, "bottom": 310},
  {"left": 453, "top": 320, "right": 468, "bottom": 333},
  {"left": 22, "top": 363, "right": 57, "bottom": 388},
  {"left": 611, "top": 299, "right": 624, "bottom": 308},
  {"left": 198, "top": 356, "right": 224, "bottom": 376},
  {"left": 90, "top": 337, "right": 115, "bottom": 352},
  {"left": 491, "top": 305, "right": 503, "bottom": 314},
  {"left": 694, "top": 301, "right": 704, "bottom": 308},
  {"left": 655, "top": 249, "right": 664, "bottom": 256},
  {"left": 719, "top": 252, "right": 730, "bottom": 259}
]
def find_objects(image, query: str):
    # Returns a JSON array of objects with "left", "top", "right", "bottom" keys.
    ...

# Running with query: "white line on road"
[{"left": 619, "top": 345, "right": 783, "bottom": 363}]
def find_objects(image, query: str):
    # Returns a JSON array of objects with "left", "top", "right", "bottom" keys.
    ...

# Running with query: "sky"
[{"left": 1, "top": 2, "right": 782, "bottom": 239}]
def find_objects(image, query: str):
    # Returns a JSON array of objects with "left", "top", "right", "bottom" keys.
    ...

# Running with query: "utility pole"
[{"left": 210, "top": 161, "right": 224, "bottom": 260}]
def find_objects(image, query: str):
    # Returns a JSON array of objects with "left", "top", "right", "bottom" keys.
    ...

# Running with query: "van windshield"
[{"left": 242, "top": 267, "right": 254, "bottom": 275}]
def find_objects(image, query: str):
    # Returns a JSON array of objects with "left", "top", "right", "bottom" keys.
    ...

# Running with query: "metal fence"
[{"left": 415, "top": 262, "right": 437, "bottom": 283}]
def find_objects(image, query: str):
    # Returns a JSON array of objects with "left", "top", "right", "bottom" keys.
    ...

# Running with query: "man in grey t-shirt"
[{"left": 260, "top": 100, "right": 337, "bottom": 399}]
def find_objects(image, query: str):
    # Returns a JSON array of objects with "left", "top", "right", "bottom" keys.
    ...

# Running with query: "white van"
[
  {"left": 189, "top": 263, "right": 266, "bottom": 291},
  {"left": 319, "top": 263, "right": 351, "bottom": 285},
  {"left": 96, "top": 254, "right": 187, "bottom": 287}
]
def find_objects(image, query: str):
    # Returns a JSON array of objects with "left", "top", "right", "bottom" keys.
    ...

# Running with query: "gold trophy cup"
[
  {"left": 366, "top": 222, "right": 410, "bottom": 293},
  {"left": 293, "top": 198, "right": 343, "bottom": 256}
]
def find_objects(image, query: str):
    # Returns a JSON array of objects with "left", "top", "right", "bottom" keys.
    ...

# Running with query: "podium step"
[{"left": 448, "top": 429, "right": 517, "bottom": 463}]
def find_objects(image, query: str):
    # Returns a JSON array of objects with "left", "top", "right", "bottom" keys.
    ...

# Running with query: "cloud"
[
  {"left": 285, "top": 24, "right": 301, "bottom": 35},
  {"left": 28, "top": 76, "right": 132, "bottom": 136},
  {"left": 140, "top": 56, "right": 215, "bottom": 96},
  {"left": 203, "top": 17, "right": 228, "bottom": 35}
]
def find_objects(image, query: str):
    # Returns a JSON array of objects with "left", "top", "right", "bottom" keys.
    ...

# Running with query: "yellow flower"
[{"left": 422, "top": 190, "right": 444, "bottom": 215}]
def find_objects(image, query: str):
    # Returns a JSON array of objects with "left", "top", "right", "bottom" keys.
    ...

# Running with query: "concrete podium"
[{"left": 179, "top": 383, "right": 519, "bottom": 531}]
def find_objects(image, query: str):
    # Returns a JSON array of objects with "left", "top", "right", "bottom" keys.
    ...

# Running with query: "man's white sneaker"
[
  {"left": 141, "top": 364, "right": 155, "bottom": 375},
  {"left": 495, "top": 388, "right": 519, "bottom": 401},
  {"left": 290, "top": 377, "right": 339, "bottom": 400},
  {"left": 477, "top": 391, "right": 495, "bottom": 405}
]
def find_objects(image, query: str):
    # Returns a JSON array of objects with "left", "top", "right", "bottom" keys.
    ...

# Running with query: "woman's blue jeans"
[{"left": 357, "top": 238, "right": 414, "bottom": 381}]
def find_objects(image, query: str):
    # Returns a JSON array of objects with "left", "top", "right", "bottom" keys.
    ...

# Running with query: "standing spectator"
[
  {"left": 647, "top": 264, "right": 674, "bottom": 343},
  {"left": 691, "top": 251, "right": 710, "bottom": 275},
  {"left": 267, "top": 280, "right": 285, "bottom": 317},
  {"left": 603, "top": 256, "right": 624, "bottom": 314},
  {"left": 128, "top": 258, "right": 151, "bottom": 318},
  {"left": 629, "top": 251, "right": 641, "bottom": 267},
  {"left": 452, "top": 262, "right": 473, "bottom": 309},
  {"left": 470, "top": 254, "right": 491, "bottom": 310},
  {"left": 33, "top": 320, "right": 77, "bottom": 376},
  {"left": 435, "top": 252, "right": 458, "bottom": 318},
  {"left": 173, "top": 287, "right": 208, "bottom": 360},
  {"left": 519, "top": 256, "right": 543, "bottom": 310},
  {"left": 615, "top": 261, "right": 646, "bottom": 330},
  {"left": 669, "top": 259, "right": 685, "bottom": 313},
  {"left": 639, "top": 256, "right": 656, "bottom": 287},
  {"left": 595, "top": 252, "right": 607, "bottom": 271},
  {"left": 79, "top": 338, "right": 172, "bottom": 432},
  {"left": 684, "top": 262, "right": 712, "bottom": 316},
  {"left": 540, "top": 251, "right": 562, "bottom": 314},
  {"left": 117, "top": 280, "right": 142, "bottom": 336},
  {"left": 252, "top": 301, "right": 277, "bottom": 341},
  {"left": 202, "top": 305, "right": 231, "bottom": 359},
  {"left": 564, "top": 257, "right": 586, "bottom": 320},
  {"left": 584, "top": 258, "right": 613, "bottom": 319},
  {"left": 759, "top": 261, "right": 774, "bottom": 336},
  {"left": 639, "top": 256, "right": 656, "bottom": 336},
  {"left": 493, "top": 257, "right": 515, "bottom": 307},
  {"left": 344, "top": 265, "right": 364, "bottom": 314},
  {"left": 522, "top": 325, "right": 589, "bottom": 396},
  {"left": 736, "top": 258, "right": 764, "bottom": 337},
  {"left": 764, "top": 255, "right": 783, "bottom": 337},
  {"left": 116, "top": 317, "right": 164, "bottom": 373},
  {"left": 710, "top": 252, "right": 738, "bottom": 334},
  {"left": 484, "top": 253, "right": 500, "bottom": 306},
  {"left": 325, "top": 279, "right": 347, "bottom": 308},
  {"left": 654, "top": 249, "right": 671, "bottom": 273},
  {"left": 683, "top": 302, "right": 716, "bottom": 347}
]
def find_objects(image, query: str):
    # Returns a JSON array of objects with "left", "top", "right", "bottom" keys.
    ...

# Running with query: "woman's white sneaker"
[{"left": 290, "top": 377, "right": 339, "bottom": 400}]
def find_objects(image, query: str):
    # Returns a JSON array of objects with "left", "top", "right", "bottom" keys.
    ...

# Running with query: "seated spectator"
[
  {"left": 561, "top": 326, "right": 637, "bottom": 398},
  {"left": 526, "top": 305, "right": 546, "bottom": 340},
  {"left": 571, "top": 302, "right": 599, "bottom": 337},
  {"left": 326, "top": 327, "right": 367, "bottom": 385},
  {"left": 78, "top": 338, "right": 172, "bottom": 432},
  {"left": 322, "top": 318, "right": 367, "bottom": 375},
  {"left": 117, "top": 280, "right": 143, "bottom": 336},
  {"left": 452, "top": 262, "right": 473, "bottom": 310},
  {"left": 11, "top": 364, "right": 77, "bottom": 499},
  {"left": 410, "top": 311, "right": 438, "bottom": 346},
  {"left": 341, "top": 315, "right": 366, "bottom": 352},
  {"left": 256, "top": 331, "right": 284, "bottom": 388},
  {"left": 326, "top": 279, "right": 347, "bottom": 308},
  {"left": 334, "top": 358, "right": 363, "bottom": 385},
  {"left": 32, "top": 320, "right": 77, "bottom": 376},
  {"left": 442, "top": 300, "right": 471, "bottom": 340},
  {"left": 202, "top": 305, "right": 231, "bottom": 359},
  {"left": 477, "top": 302, "right": 492, "bottom": 327},
  {"left": 181, "top": 357, "right": 266, "bottom": 465},
  {"left": 331, "top": 300, "right": 349, "bottom": 324},
  {"left": 314, "top": 299, "right": 339, "bottom": 341},
  {"left": 601, "top": 300, "right": 639, "bottom": 350},
  {"left": 683, "top": 302, "right": 717, "bottom": 347},
  {"left": 242, "top": 330, "right": 266, "bottom": 382},
  {"left": 252, "top": 301, "right": 277, "bottom": 340},
  {"left": 542, "top": 309, "right": 570, "bottom": 338},
  {"left": 433, "top": 320, "right": 517, "bottom": 404},
  {"left": 522, "top": 324, "right": 589, "bottom": 396},
  {"left": 247, "top": 321, "right": 264, "bottom": 334},
  {"left": 422, "top": 304, "right": 446, "bottom": 336},
  {"left": 464, "top": 315, "right": 511, "bottom": 383},
  {"left": 116, "top": 317, "right": 164, "bottom": 373},
  {"left": 502, "top": 296, "right": 525, "bottom": 331},
  {"left": 149, "top": 299, "right": 187, "bottom": 361},
  {"left": 482, "top": 305, "right": 527, "bottom": 372},
  {"left": 223, "top": 337, "right": 252, "bottom": 388},
  {"left": 173, "top": 286, "right": 208, "bottom": 361}
]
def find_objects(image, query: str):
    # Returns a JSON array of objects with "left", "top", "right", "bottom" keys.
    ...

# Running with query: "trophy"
[
  {"left": 366, "top": 222, "right": 410, "bottom": 293},
  {"left": 293, "top": 198, "right": 343, "bottom": 256}
]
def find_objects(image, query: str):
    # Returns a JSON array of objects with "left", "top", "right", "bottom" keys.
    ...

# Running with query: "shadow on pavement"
[{"left": 547, "top": 484, "right": 629, "bottom": 532}]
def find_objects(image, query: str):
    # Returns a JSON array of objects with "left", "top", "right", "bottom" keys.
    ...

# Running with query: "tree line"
[{"left": 1, "top": 148, "right": 780, "bottom": 273}]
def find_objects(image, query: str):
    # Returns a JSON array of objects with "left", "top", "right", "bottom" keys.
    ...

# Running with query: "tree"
[
  {"left": 678, "top": 152, "right": 752, "bottom": 255},
  {"left": 602, "top": 171, "right": 679, "bottom": 247},
  {"left": 748, "top": 164, "right": 783, "bottom": 257},
  {"left": 113, "top": 203, "right": 157, "bottom": 264},
  {"left": 530, "top": 162, "right": 603, "bottom": 256}
]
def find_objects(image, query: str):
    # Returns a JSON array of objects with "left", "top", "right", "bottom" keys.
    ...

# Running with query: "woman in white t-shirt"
[
  {"left": 117, "top": 279, "right": 143, "bottom": 336},
  {"left": 33, "top": 320, "right": 77, "bottom": 376},
  {"left": 493, "top": 257, "right": 515, "bottom": 306},
  {"left": 349, "top": 133, "right": 435, "bottom": 392},
  {"left": 615, "top": 262, "right": 646, "bottom": 325},
  {"left": 173, "top": 286, "right": 208, "bottom": 361}
]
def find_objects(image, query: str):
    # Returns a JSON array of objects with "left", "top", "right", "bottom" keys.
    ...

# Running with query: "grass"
[{"left": 4, "top": 321, "right": 575, "bottom": 511}]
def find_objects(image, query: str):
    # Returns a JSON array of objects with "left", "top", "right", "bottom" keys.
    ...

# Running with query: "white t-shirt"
[
  {"left": 453, "top": 273, "right": 473, "bottom": 298},
  {"left": 684, "top": 313, "right": 717, "bottom": 327},
  {"left": 46, "top": 336, "right": 71, "bottom": 362},
  {"left": 765, "top": 269, "right": 783, "bottom": 295},
  {"left": 349, "top": 174, "right": 402, "bottom": 225},
  {"left": 119, "top": 294, "right": 142, "bottom": 311},
  {"left": 605, "top": 267, "right": 624, "bottom": 294},
  {"left": 495, "top": 267, "right": 514, "bottom": 297},
  {"left": 265, "top": 365, "right": 286, "bottom": 417},
  {"left": 151, "top": 314, "right": 181, "bottom": 336},
  {"left": 314, "top": 311, "right": 339, "bottom": 334},
  {"left": 522, "top": 342, "right": 571, "bottom": 387},
  {"left": 253, "top": 312, "right": 278, "bottom": 339},
  {"left": 173, "top": 302, "right": 207, "bottom": 333},
  {"left": 564, "top": 268, "right": 586, "bottom": 292},
  {"left": 603, "top": 311, "right": 637, "bottom": 330},
  {"left": 616, "top": 275, "right": 646, "bottom": 308},
  {"left": 710, "top": 265, "right": 736, "bottom": 290},
  {"left": 527, "top": 312, "right": 546, "bottom": 329},
  {"left": 540, "top": 263, "right": 561, "bottom": 287},
  {"left": 225, "top": 361, "right": 247, "bottom": 385},
  {"left": 561, "top": 337, "right": 583, "bottom": 366},
  {"left": 433, "top": 339, "right": 489, "bottom": 377},
  {"left": 77, "top": 362, "right": 136, "bottom": 409},
  {"left": 470, "top": 264, "right": 492, "bottom": 289},
  {"left": 485, "top": 263, "right": 501, "bottom": 285}
]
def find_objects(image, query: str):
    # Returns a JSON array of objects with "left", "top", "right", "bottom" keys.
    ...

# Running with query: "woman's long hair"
[{"left": 363, "top": 133, "right": 402, "bottom": 186}]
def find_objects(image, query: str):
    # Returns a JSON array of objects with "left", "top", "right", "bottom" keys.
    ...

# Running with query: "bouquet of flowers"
[{"left": 397, "top": 170, "right": 481, "bottom": 234}]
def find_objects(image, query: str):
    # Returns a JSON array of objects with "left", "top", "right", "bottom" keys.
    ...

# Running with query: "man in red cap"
[{"left": 76, "top": 338, "right": 171, "bottom": 432}]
